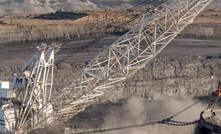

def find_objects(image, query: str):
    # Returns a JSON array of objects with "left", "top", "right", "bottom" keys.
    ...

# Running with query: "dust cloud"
[{"left": 102, "top": 97, "right": 217, "bottom": 134}]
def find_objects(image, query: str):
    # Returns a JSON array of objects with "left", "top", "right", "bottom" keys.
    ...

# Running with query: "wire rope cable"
[
  {"left": 66, "top": 0, "right": 152, "bottom": 36},
  {"left": 55, "top": 0, "right": 167, "bottom": 65},
  {"left": 70, "top": 97, "right": 209, "bottom": 134},
  {"left": 55, "top": 0, "right": 150, "bottom": 65}
]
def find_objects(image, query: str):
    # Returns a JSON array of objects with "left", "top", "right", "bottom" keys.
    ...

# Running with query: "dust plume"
[{"left": 103, "top": 97, "right": 217, "bottom": 134}]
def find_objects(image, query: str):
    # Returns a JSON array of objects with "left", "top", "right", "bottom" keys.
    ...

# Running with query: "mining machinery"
[{"left": 0, "top": 0, "right": 216, "bottom": 133}]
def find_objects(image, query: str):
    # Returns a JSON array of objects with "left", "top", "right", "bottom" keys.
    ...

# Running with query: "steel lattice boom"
[
  {"left": 17, "top": 0, "right": 213, "bottom": 133},
  {"left": 5, "top": 43, "right": 61, "bottom": 132}
]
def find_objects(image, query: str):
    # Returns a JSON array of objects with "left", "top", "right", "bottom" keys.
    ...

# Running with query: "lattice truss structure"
[
  {"left": 12, "top": 43, "right": 61, "bottom": 131},
  {"left": 18, "top": 0, "right": 213, "bottom": 133}
]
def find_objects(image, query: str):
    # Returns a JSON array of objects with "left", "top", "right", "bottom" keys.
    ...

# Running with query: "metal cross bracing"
[
  {"left": 17, "top": 0, "right": 213, "bottom": 133},
  {"left": 10, "top": 43, "right": 61, "bottom": 131},
  {"left": 54, "top": 1, "right": 162, "bottom": 65}
]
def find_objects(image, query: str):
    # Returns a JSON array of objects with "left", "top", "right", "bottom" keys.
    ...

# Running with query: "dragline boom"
[{"left": 17, "top": 0, "right": 213, "bottom": 133}]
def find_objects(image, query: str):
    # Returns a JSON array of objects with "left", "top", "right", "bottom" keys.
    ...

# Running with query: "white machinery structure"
[
  {"left": 0, "top": 43, "right": 61, "bottom": 133},
  {"left": 0, "top": 0, "right": 214, "bottom": 133}
]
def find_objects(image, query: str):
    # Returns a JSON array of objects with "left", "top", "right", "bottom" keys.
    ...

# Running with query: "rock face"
[
  {"left": 98, "top": 55, "right": 221, "bottom": 103},
  {"left": 0, "top": 0, "right": 97, "bottom": 14},
  {"left": 1, "top": 55, "right": 221, "bottom": 103},
  {"left": 180, "top": 24, "right": 221, "bottom": 38},
  {"left": 0, "top": 12, "right": 133, "bottom": 44},
  {"left": 0, "top": 0, "right": 219, "bottom": 15}
]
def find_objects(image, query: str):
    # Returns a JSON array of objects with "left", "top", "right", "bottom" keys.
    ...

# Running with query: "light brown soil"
[
  {"left": 0, "top": 8, "right": 220, "bottom": 31},
  {"left": 0, "top": 8, "right": 221, "bottom": 45},
  {"left": 0, "top": 9, "right": 134, "bottom": 44},
  {"left": 194, "top": 9, "right": 221, "bottom": 24}
]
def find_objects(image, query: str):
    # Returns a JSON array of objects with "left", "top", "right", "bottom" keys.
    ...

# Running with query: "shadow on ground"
[{"left": 34, "top": 11, "right": 87, "bottom": 20}]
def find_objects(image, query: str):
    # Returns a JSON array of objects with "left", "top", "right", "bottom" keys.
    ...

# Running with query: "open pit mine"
[{"left": 1, "top": 0, "right": 221, "bottom": 134}]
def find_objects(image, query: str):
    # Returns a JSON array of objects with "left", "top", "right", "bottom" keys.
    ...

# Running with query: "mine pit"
[{"left": 1, "top": 0, "right": 221, "bottom": 134}]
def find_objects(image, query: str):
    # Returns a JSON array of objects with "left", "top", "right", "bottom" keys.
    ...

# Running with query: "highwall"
[
  {"left": 0, "top": 23, "right": 220, "bottom": 45},
  {"left": 1, "top": 55, "right": 221, "bottom": 103},
  {"left": 180, "top": 24, "right": 221, "bottom": 38},
  {"left": 0, "top": 12, "right": 132, "bottom": 45}
]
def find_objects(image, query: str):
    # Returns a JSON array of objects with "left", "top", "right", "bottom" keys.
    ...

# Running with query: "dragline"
[{"left": 0, "top": 0, "right": 214, "bottom": 133}]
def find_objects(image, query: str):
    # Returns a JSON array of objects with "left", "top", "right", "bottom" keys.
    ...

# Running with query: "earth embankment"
[
  {"left": 0, "top": 9, "right": 221, "bottom": 45},
  {"left": 1, "top": 55, "right": 221, "bottom": 103}
]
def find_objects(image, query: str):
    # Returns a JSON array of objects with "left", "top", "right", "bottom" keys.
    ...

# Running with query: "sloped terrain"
[
  {"left": 0, "top": 8, "right": 220, "bottom": 45},
  {"left": 0, "top": 1, "right": 221, "bottom": 134},
  {"left": 0, "top": 0, "right": 220, "bottom": 14}
]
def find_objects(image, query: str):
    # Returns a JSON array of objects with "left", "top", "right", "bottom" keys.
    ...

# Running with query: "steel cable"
[
  {"left": 70, "top": 97, "right": 208, "bottom": 134},
  {"left": 55, "top": 0, "right": 167, "bottom": 65}
]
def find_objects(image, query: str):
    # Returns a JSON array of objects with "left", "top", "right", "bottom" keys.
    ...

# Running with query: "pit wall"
[
  {"left": 98, "top": 55, "right": 221, "bottom": 103},
  {"left": 0, "top": 12, "right": 132, "bottom": 45},
  {"left": 180, "top": 24, "right": 221, "bottom": 38},
  {"left": 1, "top": 9, "right": 220, "bottom": 45},
  {"left": 0, "top": 23, "right": 219, "bottom": 45},
  {"left": 1, "top": 55, "right": 220, "bottom": 103}
]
